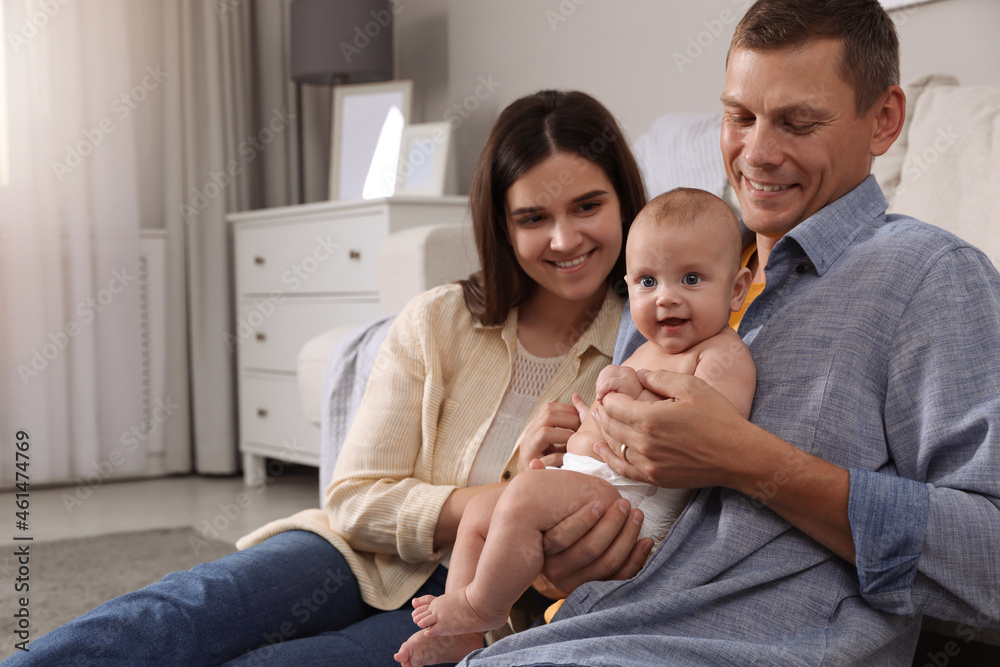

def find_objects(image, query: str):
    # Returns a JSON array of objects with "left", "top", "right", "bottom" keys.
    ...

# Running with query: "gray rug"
[{"left": 0, "top": 527, "right": 234, "bottom": 660}]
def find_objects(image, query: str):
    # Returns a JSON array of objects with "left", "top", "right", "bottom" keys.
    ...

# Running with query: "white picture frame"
[
  {"left": 329, "top": 80, "right": 412, "bottom": 201},
  {"left": 394, "top": 122, "right": 452, "bottom": 197}
]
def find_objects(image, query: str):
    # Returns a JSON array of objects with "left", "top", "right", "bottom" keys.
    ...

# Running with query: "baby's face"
[{"left": 625, "top": 220, "right": 741, "bottom": 354}]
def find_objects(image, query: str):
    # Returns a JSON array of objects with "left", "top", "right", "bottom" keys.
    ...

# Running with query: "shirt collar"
[
  {"left": 579, "top": 290, "right": 625, "bottom": 359},
  {"left": 484, "top": 289, "right": 624, "bottom": 360},
  {"left": 783, "top": 175, "right": 889, "bottom": 276}
]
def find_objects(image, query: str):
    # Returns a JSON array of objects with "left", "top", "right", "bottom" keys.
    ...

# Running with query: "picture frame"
[
  {"left": 394, "top": 122, "right": 452, "bottom": 197},
  {"left": 329, "top": 80, "right": 412, "bottom": 200},
  {"left": 878, "top": 0, "right": 936, "bottom": 9}
]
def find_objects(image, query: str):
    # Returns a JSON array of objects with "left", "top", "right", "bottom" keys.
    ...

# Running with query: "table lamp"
[{"left": 289, "top": 0, "right": 394, "bottom": 202}]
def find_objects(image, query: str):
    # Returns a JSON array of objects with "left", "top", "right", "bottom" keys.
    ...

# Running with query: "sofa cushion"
[
  {"left": 872, "top": 74, "right": 959, "bottom": 205},
  {"left": 632, "top": 112, "right": 730, "bottom": 199},
  {"left": 888, "top": 81, "right": 1000, "bottom": 269}
]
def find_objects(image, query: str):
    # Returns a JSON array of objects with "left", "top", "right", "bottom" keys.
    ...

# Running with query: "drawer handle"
[
  {"left": 255, "top": 332, "right": 267, "bottom": 342},
  {"left": 253, "top": 255, "right": 266, "bottom": 266},
  {"left": 256, "top": 408, "right": 268, "bottom": 419},
  {"left": 349, "top": 249, "right": 361, "bottom": 260}
]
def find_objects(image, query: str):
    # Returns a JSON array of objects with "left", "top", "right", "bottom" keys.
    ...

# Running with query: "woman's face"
[{"left": 505, "top": 152, "right": 623, "bottom": 308}]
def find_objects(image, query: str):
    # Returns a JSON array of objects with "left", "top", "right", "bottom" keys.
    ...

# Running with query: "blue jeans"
[{"left": 3, "top": 531, "right": 451, "bottom": 666}]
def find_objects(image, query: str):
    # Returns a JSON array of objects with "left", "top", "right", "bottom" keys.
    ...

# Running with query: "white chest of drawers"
[{"left": 229, "top": 196, "right": 469, "bottom": 484}]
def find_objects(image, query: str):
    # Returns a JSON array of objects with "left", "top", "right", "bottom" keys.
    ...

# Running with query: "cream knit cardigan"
[{"left": 237, "top": 283, "right": 624, "bottom": 610}]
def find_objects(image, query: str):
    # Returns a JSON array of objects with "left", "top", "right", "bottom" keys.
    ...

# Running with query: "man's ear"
[
  {"left": 870, "top": 85, "right": 906, "bottom": 158},
  {"left": 730, "top": 267, "right": 752, "bottom": 311}
]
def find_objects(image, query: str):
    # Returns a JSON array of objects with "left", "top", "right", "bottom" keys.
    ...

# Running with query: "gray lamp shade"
[{"left": 290, "top": 0, "right": 394, "bottom": 84}]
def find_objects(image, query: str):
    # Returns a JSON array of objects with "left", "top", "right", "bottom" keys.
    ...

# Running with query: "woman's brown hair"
[{"left": 459, "top": 90, "right": 647, "bottom": 326}]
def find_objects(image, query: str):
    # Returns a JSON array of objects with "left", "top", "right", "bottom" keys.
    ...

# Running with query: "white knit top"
[{"left": 466, "top": 341, "right": 567, "bottom": 487}]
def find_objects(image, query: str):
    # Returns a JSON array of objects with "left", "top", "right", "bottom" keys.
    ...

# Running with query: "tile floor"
[{"left": 3, "top": 465, "right": 321, "bottom": 545}]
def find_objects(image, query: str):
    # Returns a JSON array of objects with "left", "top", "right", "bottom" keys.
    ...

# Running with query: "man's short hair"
[{"left": 728, "top": 0, "right": 900, "bottom": 115}]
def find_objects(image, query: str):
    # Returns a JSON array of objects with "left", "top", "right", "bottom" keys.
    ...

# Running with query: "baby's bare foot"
[
  {"left": 410, "top": 594, "right": 436, "bottom": 628},
  {"left": 394, "top": 629, "right": 484, "bottom": 667},
  {"left": 413, "top": 587, "right": 508, "bottom": 637}
]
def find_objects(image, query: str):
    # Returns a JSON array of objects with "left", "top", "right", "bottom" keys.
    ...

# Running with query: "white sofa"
[{"left": 297, "top": 75, "right": 1000, "bottom": 656}]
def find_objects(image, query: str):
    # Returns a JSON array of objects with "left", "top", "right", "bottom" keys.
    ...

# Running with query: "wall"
[{"left": 394, "top": 0, "right": 1000, "bottom": 193}]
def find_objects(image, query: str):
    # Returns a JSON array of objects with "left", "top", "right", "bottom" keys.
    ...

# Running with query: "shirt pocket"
[{"left": 751, "top": 356, "right": 833, "bottom": 456}]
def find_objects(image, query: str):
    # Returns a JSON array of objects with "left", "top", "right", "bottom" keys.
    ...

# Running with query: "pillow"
[
  {"left": 888, "top": 81, "right": 1000, "bottom": 269},
  {"left": 872, "top": 74, "right": 959, "bottom": 207},
  {"left": 632, "top": 112, "right": 729, "bottom": 199}
]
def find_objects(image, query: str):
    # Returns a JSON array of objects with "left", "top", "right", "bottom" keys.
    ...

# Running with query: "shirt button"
[
  {"left": 502, "top": 470, "right": 512, "bottom": 480},
  {"left": 795, "top": 263, "right": 807, "bottom": 274}
]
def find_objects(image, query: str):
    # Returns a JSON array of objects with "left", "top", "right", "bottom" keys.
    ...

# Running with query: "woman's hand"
[
  {"left": 532, "top": 498, "right": 653, "bottom": 599},
  {"left": 515, "top": 394, "right": 591, "bottom": 473}
]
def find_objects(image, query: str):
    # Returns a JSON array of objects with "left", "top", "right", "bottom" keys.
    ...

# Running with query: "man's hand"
[
  {"left": 593, "top": 369, "right": 749, "bottom": 489},
  {"left": 593, "top": 369, "right": 856, "bottom": 563},
  {"left": 532, "top": 496, "right": 653, "bottom": 600},
  {"left": 515, "top": 395, "right": 591, "bottom": 473}
]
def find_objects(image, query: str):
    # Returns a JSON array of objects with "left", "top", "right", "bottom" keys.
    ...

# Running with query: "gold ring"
[{"left": 620, "top": 443, "right": 628, "bottom": 462}]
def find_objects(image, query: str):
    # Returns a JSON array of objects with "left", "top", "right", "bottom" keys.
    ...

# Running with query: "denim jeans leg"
[
  {"left": 1, "top": 531, "right": 365, "bottom": 667},
  {"left": 223, "top": 563, "right": 453, "bottom": 667}
]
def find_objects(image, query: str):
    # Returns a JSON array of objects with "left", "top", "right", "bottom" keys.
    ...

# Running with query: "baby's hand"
[{"left": 596, "top": 365, "right": 643, "bottom": 401}]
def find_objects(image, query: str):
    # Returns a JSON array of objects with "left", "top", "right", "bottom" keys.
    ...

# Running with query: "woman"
[{"left": 7, "top": 90, "right": 648, "bottom": 666}]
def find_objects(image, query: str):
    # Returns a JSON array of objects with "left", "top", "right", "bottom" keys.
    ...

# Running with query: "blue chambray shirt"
[{"left": 463, "top": 177, "right": 1000, "bottom": 666}]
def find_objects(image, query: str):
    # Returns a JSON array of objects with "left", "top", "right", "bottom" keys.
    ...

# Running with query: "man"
[{"left": 462, "top": 0, "right": 1000, "bottom": 664}]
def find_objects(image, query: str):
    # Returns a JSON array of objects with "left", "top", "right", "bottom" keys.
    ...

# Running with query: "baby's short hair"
[{"left": 632, "top": 188, "right": 742, "bottom": 267}]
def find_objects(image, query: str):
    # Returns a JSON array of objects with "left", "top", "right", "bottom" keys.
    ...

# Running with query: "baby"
[{"left": 394, "top": 188, "right": 756, "bottom": 667}]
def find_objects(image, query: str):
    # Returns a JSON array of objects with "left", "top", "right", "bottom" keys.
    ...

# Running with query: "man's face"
[{"left": 721, "top": 39, "right": 881, "bottom": 239}]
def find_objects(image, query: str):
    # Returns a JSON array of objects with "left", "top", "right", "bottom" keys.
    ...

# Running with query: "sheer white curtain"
[
  {"left": 0, "top": 0, "right": 264, "bottom": 485},
  {"left": 0, "top": 0, "right": 155, "bottom": 485},
  {"left": 158, "top": 0, "right": 260, "bottom": 475}
]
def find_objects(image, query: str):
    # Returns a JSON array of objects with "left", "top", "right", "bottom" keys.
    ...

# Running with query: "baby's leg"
[
  {"left": 412, "top": 469, "right": 622, "bottom": 638},
  {"left": 399, "top": 488, "right": 503, "bottom": 666},
  {"left": 443, "top": 485, "right": 505, "bottom": 594}
]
